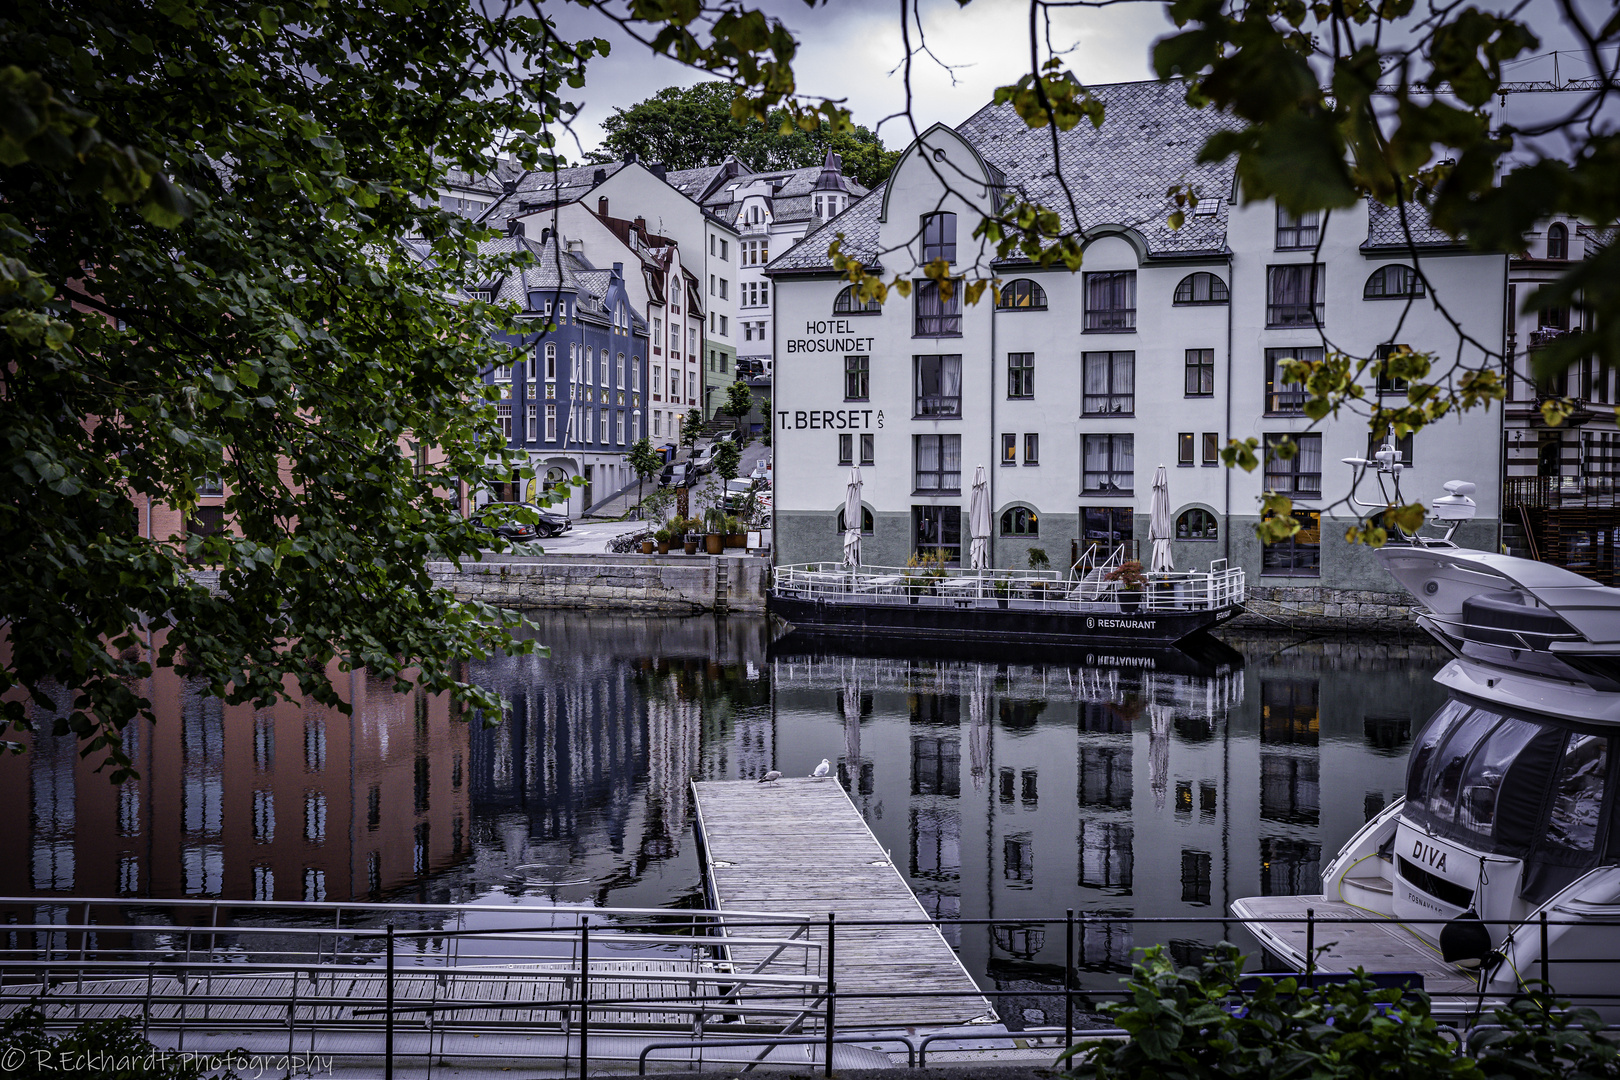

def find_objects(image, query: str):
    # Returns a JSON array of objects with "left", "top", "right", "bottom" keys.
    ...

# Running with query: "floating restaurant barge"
[{"left": 769, "top": 556, "right": 1245, "bottom": 648}]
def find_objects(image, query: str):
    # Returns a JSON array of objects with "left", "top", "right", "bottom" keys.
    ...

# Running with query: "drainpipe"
[
  {"left": 989, "top": 276, "right": 997, "bottom": 571},
  {"left": 1498, "top": 253, "right": 1510, "bottom": 554},
  {"left": 1223, "top": 247, "right": 1235, "bottom": 565}
]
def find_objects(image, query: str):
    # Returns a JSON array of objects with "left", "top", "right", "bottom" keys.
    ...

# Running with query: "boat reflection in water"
[{"left": 0, "top": 614, "right": 1447, "bottom": 1028}]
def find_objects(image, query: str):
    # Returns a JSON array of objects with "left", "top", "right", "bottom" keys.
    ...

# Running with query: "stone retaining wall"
[
  {"left": 1231, "top": 583, "right": 1422, "bottom": 634},
  {"left": 428, "top": 553, "right": 769, "bottom": 614}
]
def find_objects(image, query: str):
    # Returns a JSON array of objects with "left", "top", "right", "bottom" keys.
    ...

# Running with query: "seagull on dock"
[
  {"left": 811, "top": 758, "right": 831, "bottom": 779},
  {"left": 757, "top": 770, "right": 782, "bottom": 784}
]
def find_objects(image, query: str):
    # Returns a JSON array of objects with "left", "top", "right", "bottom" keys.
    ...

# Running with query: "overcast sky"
[{"left": 544, "top": 0, "right": 1615, "bottom": 163}]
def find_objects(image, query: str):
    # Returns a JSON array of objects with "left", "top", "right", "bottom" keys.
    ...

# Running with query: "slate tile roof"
[
  {"left": 767, "top": 79, "right": 1460, "bottom": 274},
  {"left": 1364, "top": 198, "right": 1456, "bottom": 248}
]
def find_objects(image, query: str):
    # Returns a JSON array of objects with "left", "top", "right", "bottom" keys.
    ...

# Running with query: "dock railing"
[
  {"left": 773, "top": 559, "right": 1245, "bottom": 614},
  {"left": 5, "top": 900, "right": 1620, "bottom": 1076}
]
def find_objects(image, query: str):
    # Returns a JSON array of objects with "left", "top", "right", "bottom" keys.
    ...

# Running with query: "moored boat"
[
  {"left": 1233, "top": 463, "right": 1620, "bottom": 1017},
  {"left": 768, "top": 552, "right": 1245, "bottom": 648}
]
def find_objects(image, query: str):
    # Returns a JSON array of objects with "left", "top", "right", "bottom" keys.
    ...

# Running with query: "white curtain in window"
[
  {"left": 1084, "top": 435, "right": 1106, "bottom": 478},
  {"left": 1084, "top": 353, "right": 1108, "bottom": 399},
  {"left": 942, "top": 435, "right": 961, "bottom": 485},
  {"left": 1112, "top": 353, "right": 1135, "bottom": 397},
  {"left": 918, "top": 435, "right": 940, "bottom": 482},
  {"left": 1296, "top": 435, "right": 1322, "bottom": 478},
  {"left": 1115, "top": 435, "right": 1134, "bottom": 485},
  {"left": 941, "top": 355, "right": 961, "bottom": 399}
]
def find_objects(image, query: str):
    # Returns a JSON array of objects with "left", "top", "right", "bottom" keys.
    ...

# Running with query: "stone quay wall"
[
  {"left": 427, "top": 553, "right": 769, "bottom": 614},
  {"left": 1230, "top": 583, "right": 1424, "bottom": 635}
]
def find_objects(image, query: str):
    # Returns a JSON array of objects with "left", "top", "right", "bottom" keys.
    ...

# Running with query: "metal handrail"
[
  {"left": 773, "top": 560, "right": 1246, "bottom": 613},
  {"left": 9, "top": 903, "right": 1620, "bottom": 1078}
]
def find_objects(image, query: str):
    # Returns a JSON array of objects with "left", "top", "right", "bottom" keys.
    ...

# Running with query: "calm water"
[{"left": 0, "top": 613, "right": 1448, "bottom": 1025}]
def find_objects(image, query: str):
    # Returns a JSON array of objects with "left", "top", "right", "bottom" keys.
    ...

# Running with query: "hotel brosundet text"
[{"left": 764, "top": 80, "right": 1506, "bottom": 605}]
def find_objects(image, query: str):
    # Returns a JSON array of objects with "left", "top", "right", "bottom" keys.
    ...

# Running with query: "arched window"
[
  {"left": 1363, "top": 265, "right": 1425, "bottom": 299},
  {"left": 1176, "top": 508, "right": 1219, "bottom": 540},
  {"left": 999, "top": 506, "right": 1038, "bottom": 536},
  {"left": 1173, "top": 272, "right": 1229, "bottom": 305},
  {"left": 996, "top": 279, "right": 1047, "bottom": 310},
  {"left": 1547, "top": 222, "right": 1568, "bottom": 260},
  {"left": 543, "top": 342, "right": 557, "bottom": 378},
  {"left": 833, "top": 285, "right": 882, "bottom": 315},
  {"left": 836, "top": 506, "right": 875, "bottom": 534}
]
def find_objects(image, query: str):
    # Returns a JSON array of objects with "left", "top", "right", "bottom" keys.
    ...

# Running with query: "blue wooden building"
[{"left": 476, "top": 234, "right": 650, "bottom": 516}]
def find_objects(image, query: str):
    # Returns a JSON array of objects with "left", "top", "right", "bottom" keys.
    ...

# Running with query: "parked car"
[
  {"left": 532, "top": 508, "right": 571, "bottom": 537},
  {"left": 688, "top": 444, "right": 721, "bottom": 476},
  {"left": 722, "top": 478, "right": 757, "bottom": 512},
  {"left": 470, "top": 508, "right": 539, "bottom": 543},
  {"left": 660, "top": 460, "right": 693, "bottom": 487}
]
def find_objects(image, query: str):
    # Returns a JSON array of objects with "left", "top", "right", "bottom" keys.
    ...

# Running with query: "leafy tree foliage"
[
  {"left": 628, "top": 437, "right": 661, "bottom": 516},
  {"left": 0, "top": 0, "right": 605, "bottom": 775},
  {"left": 714, "top": 440, "right": 741, "bottom": 484},
  {"left": 722, "top": 379, "right": 755, "bottom": 435},
  {"left": 591, "top": 81, "right": 900, "bottom": 189}
]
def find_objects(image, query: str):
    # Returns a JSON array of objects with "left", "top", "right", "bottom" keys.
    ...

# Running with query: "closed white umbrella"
[
  {"left": 968, "top": 464, "right": 991, "bottom": 571},
  {"left": 843, "top": 466, "right": 862, "bottom": 568},
  {"left": 1149, "top": 463, "right": 1174, "bottom": 573}
]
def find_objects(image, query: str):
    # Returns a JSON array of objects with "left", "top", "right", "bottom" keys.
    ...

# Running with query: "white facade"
[{"left": 766, "top": 84, "right": 1507, "bottom": 599}]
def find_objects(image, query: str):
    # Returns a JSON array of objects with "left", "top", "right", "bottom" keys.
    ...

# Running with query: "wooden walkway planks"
[{"left": 692, "top": 777, "right": 997, "bottom": 1030}]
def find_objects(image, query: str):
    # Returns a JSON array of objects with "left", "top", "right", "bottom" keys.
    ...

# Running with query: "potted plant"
[
  {"left": 724, "top": 514, "right": 747, "bottom": 549},
  {"left": 641, "top": 534, "right": 655, "bottom": 555},
  {"left": 702, "top": 508, "right": 725, "bottom": 555},
  {"left": 1105, "top": 559, "right": 1148, "bottom": 612},
  {"left": 1026, "top": 547, "right": 1050, "bottom": 599},
  {"left": 992, "top": 577, "right": 1011, "bottom": 608},
  {"left": 903, "top": 552, "right": 927, "bottom": 603},
  {"left": 655, "top": 526, "right": 671, "bottom": 555}
]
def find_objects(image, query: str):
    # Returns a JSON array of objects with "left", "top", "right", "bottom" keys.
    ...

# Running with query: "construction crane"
[{"left": 1374, "top": 50, "right": 1611, "bottom": 103}]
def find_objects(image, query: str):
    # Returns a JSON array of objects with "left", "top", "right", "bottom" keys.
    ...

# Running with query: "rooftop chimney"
[
  {"left": 506, "top": 218, "right": 525, "bottom": 238},
  {"left": 598, "top": 196, "right": 609, "bottom": 217},
  {"left": 634, "top": 216, "right": 646, "bottom": 235},
  {"left": 612, "top": 261, "right": 624, "bottom": 278},
  {"left": 625, "top": 151, "right": 637, "bottom": 164},
  {"left": 592, "top": 168, "right": 607, "bottom": 184},
  {"left": 650, "top": 162, "right": 667, "bottom": 180}
]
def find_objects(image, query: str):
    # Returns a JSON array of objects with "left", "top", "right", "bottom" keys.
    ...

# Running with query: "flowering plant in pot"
[{"left": 1104, "top": 560, "right": 1148, "bottom": 612}]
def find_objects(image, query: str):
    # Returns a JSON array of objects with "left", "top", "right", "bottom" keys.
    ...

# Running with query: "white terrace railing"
[{"left": 773, "top": 559, "right": 1245, "bottom": 615}]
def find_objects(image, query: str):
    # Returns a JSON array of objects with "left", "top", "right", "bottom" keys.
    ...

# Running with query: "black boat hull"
[{"left": 768, "top": 591, "right": 1242, "bottom": 648}]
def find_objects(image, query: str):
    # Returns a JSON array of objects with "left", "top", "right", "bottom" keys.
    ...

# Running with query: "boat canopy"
[
  {"left": 1407, "top": 695, "right": 1616, "bottom": 903},
  {"left": 1377, "top": 546, "right": 1620, "bottom": 646}
]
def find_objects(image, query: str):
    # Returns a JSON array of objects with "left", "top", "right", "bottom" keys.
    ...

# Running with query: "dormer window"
[
  {"left": 1548, "top": 222, "right": 1569, "bottom": 260},
  {"left": 470, "top": 290, "right": 492, "bottom": 303}
]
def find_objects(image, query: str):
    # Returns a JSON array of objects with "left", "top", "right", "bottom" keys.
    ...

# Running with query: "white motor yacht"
[{"left": 1233, "top": 449, "right": 1620, "bottom": 1016}]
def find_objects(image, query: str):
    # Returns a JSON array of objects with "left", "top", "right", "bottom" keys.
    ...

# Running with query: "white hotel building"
[{"left": 764, "top": 81, "right": 1506, "bottom": 603}]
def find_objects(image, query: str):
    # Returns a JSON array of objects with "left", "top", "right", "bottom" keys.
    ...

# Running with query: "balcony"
[{"left": 1529, "top": 327, "right": 1573, "bottom": 350}]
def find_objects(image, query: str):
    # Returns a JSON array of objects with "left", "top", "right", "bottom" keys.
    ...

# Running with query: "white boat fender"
[{"left": 1439, "top": 909, "right": 1493, "bottom": 968}]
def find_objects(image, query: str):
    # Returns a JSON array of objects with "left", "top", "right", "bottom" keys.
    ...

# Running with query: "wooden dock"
[{"left": 692, "top": 777, "right": 997, "bottom": 1029}]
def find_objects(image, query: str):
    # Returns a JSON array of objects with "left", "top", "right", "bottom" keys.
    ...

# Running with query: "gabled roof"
[{"left": 768, "top": 79, "right": 1468, "bottom": 275}]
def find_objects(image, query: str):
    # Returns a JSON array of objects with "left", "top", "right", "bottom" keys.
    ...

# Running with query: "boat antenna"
[{"left": 1342, "top": 424, "right": 1476, "bottom": 545}]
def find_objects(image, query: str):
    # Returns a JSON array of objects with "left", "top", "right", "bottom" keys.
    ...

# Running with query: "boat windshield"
[{"left": 1406, "top": 697, "right": 1603, "bottom": 858}]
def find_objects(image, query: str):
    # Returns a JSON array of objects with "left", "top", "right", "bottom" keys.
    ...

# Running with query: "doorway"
[
  {"left": 1079, "top": 506, "right": 1134, "bottom": 561},
  {"left": 912, "top": 505, "right": 962, "bottom": 566}
]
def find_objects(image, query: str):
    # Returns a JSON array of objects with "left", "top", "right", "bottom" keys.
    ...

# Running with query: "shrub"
[
  {"left": 1062, "top": 945, "right": 1476, "bottom": 1080},
  {"left": 1104, "top": 559, "right": 1147, "bottom": 589}
]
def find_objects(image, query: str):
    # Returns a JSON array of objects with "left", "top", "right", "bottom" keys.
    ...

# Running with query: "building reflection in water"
[
  {"left": 1, "top": 663, "right": 474, "bottom": 945},
  {"left": 770, "top": 633, "right": 1448, "bottom": 1028},
  {"left": 0, "top": 615, "right": 1446, "bottom": 1031}
]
